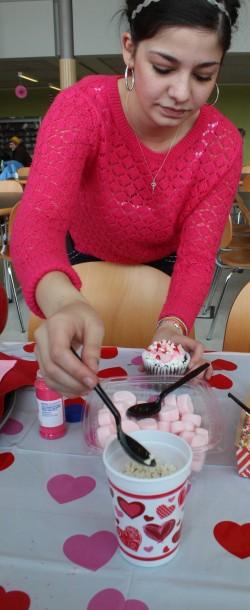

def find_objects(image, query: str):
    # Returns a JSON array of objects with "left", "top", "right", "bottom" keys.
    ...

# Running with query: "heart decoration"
[
  {"left": 115, "top": 506, "right": 124, "bottom": 518},
  {"left": 98, "top": 367, "right": 127, "bottom": 379},
  {"left": 0, "top": 418, "right": 23, "bottom": 435},
  {"left": 144, "top": 519, "right": 175, "bottom": 542},
  {"left": 23, "top": 343, "right": 35, "bottom": 353},
  {"left": 117, "top": 526, "right": 142, "bottom": 551},
  {"left": 47, "top": 474, "right": 96, "bottom": 504},
  {"left": 213, "top": 521, "right": 250, "bottom": 559},
  {"left": 15, "top": 85, "right": 28, "bottom": 99},
  {"left": 100, "top": 347, "right": 118, "bottom": 359},
  {"left": 143, "top": 546, "right": 153, "bottom": 552},
  {"left": 87, "top": 588, "right": 149, "bottom": 610},
  {"left": 63, "top": 531, "right": 118, "bottom": 570},
  {"left": 156, "top": 504, "right": 175, "bottom": 519},
  {"left": 0, "top": 587, "right": 31, "bottom": 610},
  {"left": 211, "top": 359, "right": 237, "bottom": 371},
  {"left": 0, "top": 451, "right": 15, "bottom": 471},
  {"left": 143, "top": 515, "right": 154, "bottom": 522},
  {"left": 209, "top": 374, "right": 233, "bottom": 390},
  {"left": 172, "top": 527, "right": 182, "bottom": 544},
  {"left": 178, "top": 486, "right": 187, "bottom": 507},
  {"left": 117, "top": 497, "right": 145, "bottom": 519},
  {"left": 130, "top": 356, "right": 143, "bottom": 366}
]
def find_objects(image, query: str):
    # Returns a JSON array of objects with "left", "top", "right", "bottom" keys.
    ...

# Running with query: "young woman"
[{"left": 11, "top": 0, "right": 242, "bottom": 396}]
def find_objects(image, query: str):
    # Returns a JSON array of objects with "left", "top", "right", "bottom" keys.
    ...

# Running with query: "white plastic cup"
[{"left": 103, "top": 430, "right": 192, "bottom": 567}]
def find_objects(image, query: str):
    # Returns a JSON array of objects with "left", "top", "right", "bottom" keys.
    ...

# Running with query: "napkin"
[{"left": 0, "top": 352, "right": 38, "bottom": 420}]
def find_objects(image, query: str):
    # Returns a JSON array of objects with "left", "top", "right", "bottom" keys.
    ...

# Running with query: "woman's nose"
[{"left": 168, "top": 77, "right": 191, "bottom": 103}]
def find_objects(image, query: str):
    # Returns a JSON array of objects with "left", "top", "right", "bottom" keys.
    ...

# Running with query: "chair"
[
  {"left": 205, "top": 215, "right": 250, "bottom": 340},
  {"left": 28, "top": 261, "right": 194, "bottom": 346},
  {"left": 0, "top": 180, "right": 23, "bottom": 210},
  {"left": 223, "top": 282, "right": 250, "bottom": 352},
  {"left": 17, "top": 167, "right": 30, "bottom": 179},
  {"left": 0, "top": 202, "right": 25, "bottom": 332}
]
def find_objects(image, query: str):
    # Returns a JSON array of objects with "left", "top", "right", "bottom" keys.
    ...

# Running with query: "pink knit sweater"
[{"left": 11, "top": 75, "right": 242, "bottom": 330}]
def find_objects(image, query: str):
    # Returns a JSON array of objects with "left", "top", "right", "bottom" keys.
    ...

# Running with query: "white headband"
[{"left": 131, "top": 0, "right": 231, "bottom": 24}]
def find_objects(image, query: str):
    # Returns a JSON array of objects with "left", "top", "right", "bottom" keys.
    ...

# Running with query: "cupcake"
[{"left": 142, "top": 340, "right": 190, "bottom": 376}]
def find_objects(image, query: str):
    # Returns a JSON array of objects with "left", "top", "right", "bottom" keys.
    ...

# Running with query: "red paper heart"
[
  {"left": 98, "top": 367, "right": 127, "bottom": 379},
  {"left": 100, "top": 347, "right": 118, "bottom": 359},
  {"left": 144, "top": 519, "right": 175, "bottom": 542},
  {"left": 208, "top": 374, "right": 233, "bottom": 390},
  {"left": 213, "top": 521, "right": 250, "bottom": 559},
  {"left": 0, "top": 451, "right": 15, "bottom": 471},
  {"left": 118, "top": 496, "right": 145, "bottom": 519},
  {"left": 23, "top": 343, "right": 35, "bottom": 353},
  {"left": 0, "top": 587, "right": 30, "bottom": 610},
  {"left": 211, "top": 359, "right": 237, "bottom": 371}
]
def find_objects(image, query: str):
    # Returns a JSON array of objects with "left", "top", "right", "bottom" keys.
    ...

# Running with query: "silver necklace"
[{"left": 125, "top": 93, "right": 179, "bottom": 193}]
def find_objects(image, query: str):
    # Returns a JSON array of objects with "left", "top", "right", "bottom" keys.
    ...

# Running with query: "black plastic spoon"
[
  {"left": 71, "top": 348, "right": 156, "bottom": 467},
  {"left": 228, "top": 392, "right": 250, "bottom": 416},
  {"left": 127, "top": 362, "right": 210, "bottom": 420}
]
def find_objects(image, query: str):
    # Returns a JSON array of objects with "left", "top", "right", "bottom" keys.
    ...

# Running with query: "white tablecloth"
[{"left": 0, "top": 343, "right": 249, "bottom": 610}]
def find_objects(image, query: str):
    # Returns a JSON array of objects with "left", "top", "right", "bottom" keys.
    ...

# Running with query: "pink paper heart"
[
  {"left": 47, "top": 474, "right": 96, "bottom": 504},
  {"left": 131, "top": 356, "right": 143, "bottom": 366},
  {"left": 87, "top": 588, "right": 149, "bottom": 610},
  {"left": 1, "top": 418, "right": 23, "bottom": 435},
  {"left": 63, "top": 531, "right": 118, "bottom": 571}
]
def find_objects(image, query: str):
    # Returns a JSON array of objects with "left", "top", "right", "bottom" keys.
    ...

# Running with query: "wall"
[
  {"left": 218, "top": 86, "right": 250, "bottom": 163},
  {"left": 0, "top": 89, "right": 57, "bottom": 117},
  {"left": 0, "top": 0, "right": 55, "bottom": 58}
]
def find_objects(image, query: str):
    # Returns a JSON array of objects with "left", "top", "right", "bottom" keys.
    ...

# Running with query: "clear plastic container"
[{"left": 83, "top": 375, "right": 222, "bottom": 472}]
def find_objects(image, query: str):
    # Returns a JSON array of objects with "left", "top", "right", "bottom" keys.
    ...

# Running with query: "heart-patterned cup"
[{"left": 103, "top": 430, "right": 192, "bottom": 566}]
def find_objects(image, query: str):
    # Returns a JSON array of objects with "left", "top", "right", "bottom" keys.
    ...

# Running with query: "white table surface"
[{"left": 0, "top": 342, "right": 249, "bottom": 610}]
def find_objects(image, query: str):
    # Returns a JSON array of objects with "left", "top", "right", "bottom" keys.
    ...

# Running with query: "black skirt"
[{"left": 67, "top": 235, "right": 176, "bottom": 277}]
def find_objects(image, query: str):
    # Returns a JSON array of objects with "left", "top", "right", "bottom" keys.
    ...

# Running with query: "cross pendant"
[{"left": 151, "top": 180, "right": 157, "bottom": 192}]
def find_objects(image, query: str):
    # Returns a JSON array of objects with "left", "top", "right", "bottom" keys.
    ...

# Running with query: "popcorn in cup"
[{"left": 103, "top": 430, "right": 192, "bottom": 567}]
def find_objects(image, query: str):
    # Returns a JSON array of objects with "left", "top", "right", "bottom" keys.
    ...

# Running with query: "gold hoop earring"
[
  {"left": 210, "top": 83, "right": 220, "bottom": 106},
  {"left": 125, "top": 66, "right": 135, "bottom": 91}
]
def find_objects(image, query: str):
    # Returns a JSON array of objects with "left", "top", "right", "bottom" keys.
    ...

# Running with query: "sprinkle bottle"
[{"left": 35, "top": 370, "right": 66, "bottom": 439}]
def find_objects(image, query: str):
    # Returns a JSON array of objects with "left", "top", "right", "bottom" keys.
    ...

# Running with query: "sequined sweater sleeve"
[{"left": 11, "top": 75, "right": 242, "bottom": 328}]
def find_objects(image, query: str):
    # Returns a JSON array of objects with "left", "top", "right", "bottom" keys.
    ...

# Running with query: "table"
[{"left": 0, "top": 343, "right": 249, "bottom": 610}]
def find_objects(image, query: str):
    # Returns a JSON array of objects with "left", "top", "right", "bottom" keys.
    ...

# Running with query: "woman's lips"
[{"left": 159, "top": 106, "right": 188, "bottom": 118}]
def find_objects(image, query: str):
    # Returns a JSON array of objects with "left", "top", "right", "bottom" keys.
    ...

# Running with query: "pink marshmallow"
[
  {"left": 196, "top": 427, "right": 209, "bottom": 443},
  {"left": 158, "top": 406, "right": 179, "bottom": 422},
  {"left": 180, "top": 430, "right": 194, "bottom": 444},
  {"left": 177, "top": 393, "right": 194, "bottom": 415},
  {"left": 96, "top": 424, "right": 116, "bottom": 448},
  {"left": 170, "top": 421, "right": 185, "bottom": 434},
  {"left": 122, "top": 420, "right": 140, "bottom": 433},
  {"left": 157, "top": 421, "right": 171, "bottom": 432},
  {"left": 182, "top": 413, "right": 202, "bottom": 427},
  {"left": 191, "top": 434, "right": 207, "bottom": 448},
  {"left": 162, "top": 394, "right": 177, "bottom": 408},
  {"left": 97, "top": 408, "right": 114, "bottom": 426},
  {"left": 182, "top": 421, "right": 195, "bottom": 432},
  {"left": 112, "top": 391, "right": 136, "bottom": 407},
  {"left": 138, "top": 418, "right": 158, "bottom": 430}
]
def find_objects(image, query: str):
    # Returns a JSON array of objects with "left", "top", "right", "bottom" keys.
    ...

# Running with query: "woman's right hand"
[{"left": 34, "top": 300, "right": 104, "bottom": 396}]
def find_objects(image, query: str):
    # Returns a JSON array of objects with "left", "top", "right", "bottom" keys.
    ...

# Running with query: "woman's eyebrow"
[{"left": 148, "top": 51, "right": 220, "bottom": 68}]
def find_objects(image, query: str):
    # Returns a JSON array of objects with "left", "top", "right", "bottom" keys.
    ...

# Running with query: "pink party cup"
[{"left": 103, "top": 430, "right": 192, "bottom": 567}]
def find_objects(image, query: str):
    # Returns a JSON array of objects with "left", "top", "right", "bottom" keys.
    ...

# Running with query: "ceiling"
[{"left": 0, "top": 51, "right": 249, "bottom": 91}]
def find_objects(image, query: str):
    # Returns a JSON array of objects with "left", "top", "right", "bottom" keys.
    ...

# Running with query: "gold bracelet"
[{"left": 157, "top": 316, "right": 188, "bottom": 336}]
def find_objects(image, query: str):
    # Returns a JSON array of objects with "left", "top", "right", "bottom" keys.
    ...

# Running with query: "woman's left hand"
[{"left": 151, "top": 325, "right": 213, "bottom": 380}]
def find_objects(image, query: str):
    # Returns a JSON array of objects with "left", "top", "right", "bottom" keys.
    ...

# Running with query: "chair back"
[
  {"left": 17, "top": 167, "right": 30, "bottom": 179},
  {"left": 241, "top": 175, "right": 250, "bottom": 191},
  {"left": 28, "top": 262, "right": 195, "bottom": 347},
  {"left": 0, "top": 180, "right": 23, "bottom": 209},
  {"left": 220, "top": 215, "right": 233, "bottom": 248},
  {"left": 223, "top": 282, "right": 250, "bottom": 352},
  {"left": 235, "top": 194, "right": 250, "bottom": 225}
]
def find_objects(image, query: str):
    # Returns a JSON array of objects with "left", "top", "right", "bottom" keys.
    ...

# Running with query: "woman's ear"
[{"left": 121, "top": 32, "right": 136, "bottom": 68}]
